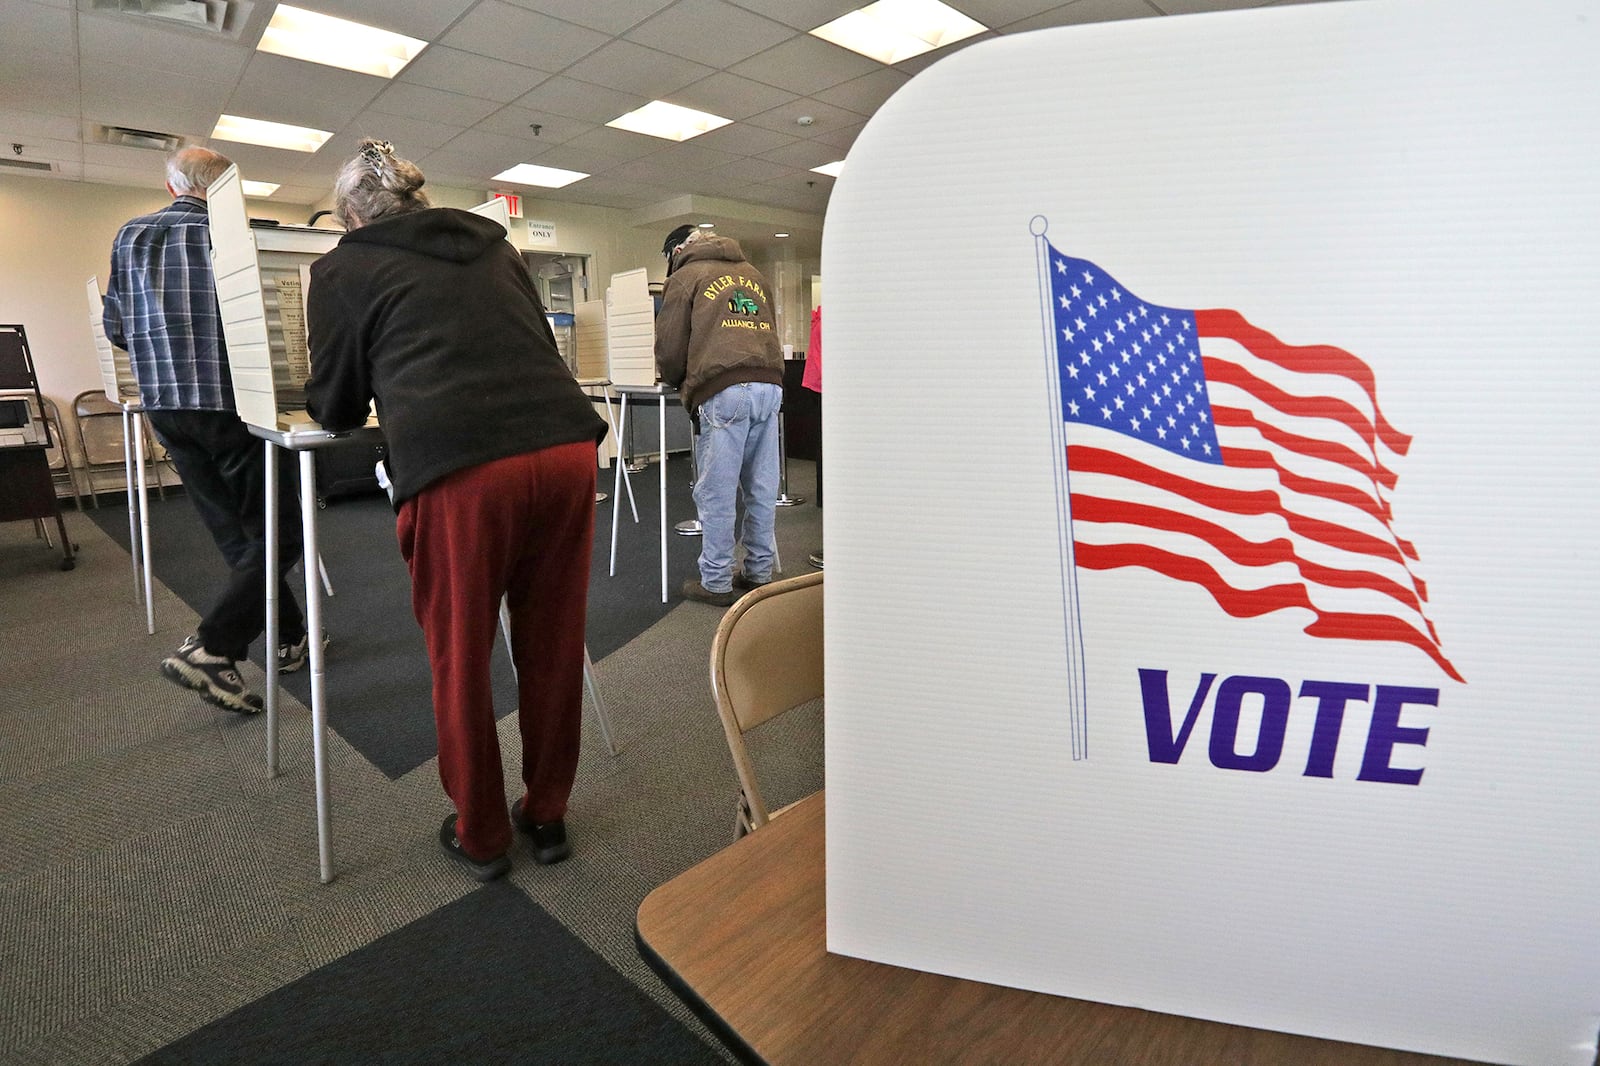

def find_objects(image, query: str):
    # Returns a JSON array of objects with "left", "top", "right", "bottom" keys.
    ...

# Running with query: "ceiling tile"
[
  {"left": 562, "top": 40, "right": 715, "bottom": 98},
  {"left": 958, "top": 0, "right": 1086, "bottom": 27},
  {"left": 625, "top": 0, "right": 798, "bottom": 69},
  {"left": 473, "top": 106, "right": 593, "bottom": 146},
  {"left": 744, "top": 98, "right": 862, "bottom": 139},
  {"left": 536, "top": 176, "right": 661, "bottom": 209},
  {"left": 292, "top": 0, "right": 479, "bottom": 39},
  {"left": 729, "top": 35, "right": 881, "bottom": 97},
  {"left": 891, "top": 30, "right": 998, "bottom": 75},
  {"left": 668, "top": 72, "right": 798, "bottom": 123},
  {"left": 812, "top": 68, "right": 911, "bottom": 116},
  {"left": 2, "top": 1, "right": 73, "bottom": 54},
  {"left": 82, "top": 143, "right": 181, "bottom": 171},
  {"left": 806, "top": 119, "right": 864, "bottom": 151},
  {"left": 513, "top": 76, "right": 649, "bottom": 125},
  {"left": 545, "top": 126, "right": 668, "bottom": 167},
  {"left": 724, "top": 0, "right": 862, "bottom": 32},
  {"left": 339, "top": 112, "right": 469, "bottom": 152},
  {"left": 83, "top": 61, "right": 233, "bottom": 129},
  {"left": 367, "top": 82, "right": 503, "bottom": 127},
  {"left": 441, "top": 2, "right": 611, "bottom": 69},
  {"left": 77, "top": 11, "right": 249, "bottom": 81},
  {"left": 710, "top": 156, "right": 794, "bottom": 184},
  {"left": 681, "top": 122, "right": 799, "bottom": 157},
  {"left": 757, "top": 139, "right": 841, "bottom": 170},
  {"left": 0, "top": 108, "right": 80, "bottom": 142},
  {"left": 640, "top": 141, "right": 743, "bottom": 174},
  {"left": 80, "top": 162, "right": 164, "bottom": 188},
  {"left": 4, "top": 134, "right": 82, "bottom": 167},
  {"left": 1000, "top": 0, "right": 1166, "bottom": 32},
  {"left": 397, "top": 46, "right": 552, "bottom": 104},
  {"left": 1150, "top": 0, "right": 1268, "bottom": 12},
  {"left": 0, "top": 57, "right": 79, "bottom": 119},
  {"left": 500, "top": 0, "right": 677, "bottom": 36},
  {"left": 229, "top": 54, "right": 388, "bottom": 133},
  {"left": 434, "top": 128, "right": 550, "bottom": 173}
]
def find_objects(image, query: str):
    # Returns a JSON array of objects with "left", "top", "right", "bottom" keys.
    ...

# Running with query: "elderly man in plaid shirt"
[{"left": 103, "top": 147, "right": 311, "bottom": 714}]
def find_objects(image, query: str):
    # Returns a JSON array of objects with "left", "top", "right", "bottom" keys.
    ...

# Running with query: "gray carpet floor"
[{"left": 0, "top": 460, "right": 824, "bottom": 1064}]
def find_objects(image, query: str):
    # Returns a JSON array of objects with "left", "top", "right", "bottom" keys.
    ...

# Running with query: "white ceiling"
[{"left": 0, "top": 0, "right": 1327, "bottom": 253}]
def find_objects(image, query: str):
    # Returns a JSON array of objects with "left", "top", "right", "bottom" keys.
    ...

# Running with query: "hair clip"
[{"left": 359, "top": 140, "right": 394, "bottom": 164}]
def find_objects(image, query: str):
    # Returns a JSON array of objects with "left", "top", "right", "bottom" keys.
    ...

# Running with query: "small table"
[
  {"left": 607, "top": 383, "right": 681, "bottom": 603},
  {"left": 636, "top": 792, "right": 1484, "bottom": 1066}
]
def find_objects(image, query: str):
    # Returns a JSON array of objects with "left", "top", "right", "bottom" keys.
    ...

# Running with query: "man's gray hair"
[
  {"left": 332, "top": 138, "right": 430, "bottom": 230},
  {"left": 166, "top": 147, "right": 233, "bottom": 197}
]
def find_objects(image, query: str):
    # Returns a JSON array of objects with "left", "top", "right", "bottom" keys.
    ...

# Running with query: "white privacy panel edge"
[
  {"left": 820, "top": 2, "right": 1600, "bottom": 1064},
  {"left": 205, "top": 165, "right": 277, "bottom": 431}
]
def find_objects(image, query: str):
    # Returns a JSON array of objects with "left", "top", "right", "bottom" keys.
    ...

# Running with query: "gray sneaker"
[
  {"left": 160, "top": 635, "right": 263, "bottom": 715},
  {"left": 277, "top": 631, "right": 330, "bottom": 674}
]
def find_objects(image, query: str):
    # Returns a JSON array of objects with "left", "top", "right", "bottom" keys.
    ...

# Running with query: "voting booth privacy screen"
[{"left": 821, "top": 1, "right": 1599, "bottom": 1062}]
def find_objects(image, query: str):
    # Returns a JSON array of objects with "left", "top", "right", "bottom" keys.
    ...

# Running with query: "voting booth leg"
[
  {"left": 598, "top": 384, "right": 638, "bottom": 522},
  {"left": 582, "top": 645, "right": 618, "bottom": 756},
  {"left": 608, "top": 392, "right": 629, "bottom": 577},
  {"left": 134, "top": 413, "right": 155, "bottom": 635},
  {"left": 499, "top": 600, "right": 619, "bottom": 757},
  {"left": 122, "top": 408, "right": 141, "bottom": 604},
  {"left": 774, "top": 411, "right": 804, "bottom": 508},
  {"left": 658, "top": 397, "right": 668, "bottom": 603},
  {"left": 264, "top": 441, "right": 280, "bottom": 778},
  {"left": 674, "top": 428, "right": 703, "bottom": 537},
  {"left": 299, "top": 449, "right": 334, "bottom": 883}
]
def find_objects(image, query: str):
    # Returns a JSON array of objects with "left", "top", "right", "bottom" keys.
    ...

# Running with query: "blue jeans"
[{"left": 693, "top": 382, "right": 782, "bottom": 592}]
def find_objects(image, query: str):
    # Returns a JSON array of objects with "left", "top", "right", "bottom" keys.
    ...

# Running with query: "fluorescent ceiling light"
[
  {"left": 810, "top": 0, "right": 987, "bottom": 65},
  {"left": 211, "top": 114, "right": 333, "bottom": 153},
  {"left": 492, "top": 163, "right": 589, "bottom": 189},
  {"left": 258, "top": 4, "right": 427, "bottom": 79},
  {"left": 241, "top": 180, "right": 280, "bottom": 197},
  {"left": 774, "top": 232, "right": 790, "bottom": 238},
  {"left": 606, "top": 101, "right": 731, "bottom": 142},
  {"left": 811, "top": 160, "right": 846, "bottom": 178},
  {"left": 697, "top": 222, "right": 715, "bottom": 228}
]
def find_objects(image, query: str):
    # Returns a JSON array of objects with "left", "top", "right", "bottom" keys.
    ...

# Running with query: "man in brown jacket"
[{"left": 654, "top": 226, "right": 785, "bottom": 606}]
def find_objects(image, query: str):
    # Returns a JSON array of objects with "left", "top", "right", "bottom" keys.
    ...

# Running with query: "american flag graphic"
[{"left": 1038, "top": 235, "right": 1460, "bottom": 685}]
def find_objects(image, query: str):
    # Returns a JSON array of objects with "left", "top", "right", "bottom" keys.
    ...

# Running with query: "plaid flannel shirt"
[{"left": 102, "top": 195, "right": 235, "bottom": 412}]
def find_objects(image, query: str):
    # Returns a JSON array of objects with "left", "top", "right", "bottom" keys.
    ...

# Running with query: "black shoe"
[
  {"left": 160, "top": 635, "right": 263, "bottom": 715},
  {"left": 680, "top": 579, "right": 737, "bottom": 607},
  {"left": 438, "top": 815, "right": 510, "bottom": 882},
  {"left": 511, "top": 799, "right": 571, "bottom": 865},
  {"left": 732, "top": 570, "right": 774, "bottom": 591}
]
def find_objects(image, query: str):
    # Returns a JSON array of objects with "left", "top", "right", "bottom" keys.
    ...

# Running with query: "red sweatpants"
[{"left": 396, "top": 441, "right": 596, "bottom": 860}]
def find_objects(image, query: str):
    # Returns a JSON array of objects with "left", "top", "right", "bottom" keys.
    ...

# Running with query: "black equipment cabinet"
[{"left": 313, "top": 431, "right": 388, "bottom": 508}]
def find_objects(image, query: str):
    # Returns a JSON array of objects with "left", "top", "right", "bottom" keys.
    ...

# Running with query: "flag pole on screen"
[{"left": 1032, "top": 216, "right": 1089, "bottom": 761}]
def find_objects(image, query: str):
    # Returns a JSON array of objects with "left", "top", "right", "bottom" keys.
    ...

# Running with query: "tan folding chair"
[
  {"left": 709, "top": 570, "right": 824, "bottom": 839},
  {"left": 72, "top": 389, "right": 169, "bottom": 506}
]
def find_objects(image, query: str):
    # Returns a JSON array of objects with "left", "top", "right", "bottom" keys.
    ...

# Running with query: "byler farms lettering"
[{"left": 1137, "top": 669, "right": 1439, "bottom": 785}]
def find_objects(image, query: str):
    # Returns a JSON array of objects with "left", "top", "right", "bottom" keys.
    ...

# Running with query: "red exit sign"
[{"left": 493, "top": 192, "right": 522, "bottom": 219}]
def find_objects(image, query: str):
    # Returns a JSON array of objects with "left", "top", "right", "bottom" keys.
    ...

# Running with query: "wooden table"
[{"left": 635, "top": 792, "right": 1487, "bottom": 1066}]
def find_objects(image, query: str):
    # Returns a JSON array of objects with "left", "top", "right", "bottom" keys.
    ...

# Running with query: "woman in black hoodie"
[{"left": 307, "top": 140, "right": 606, "bottom": 882}]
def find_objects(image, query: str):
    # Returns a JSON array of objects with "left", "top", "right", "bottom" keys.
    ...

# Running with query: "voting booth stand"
[
  {"left": 821, "top": 2, "right": 1600, "bottom": 1064},
  {"left": 85, "top": 278, "right": 156, "bottom": 631}
]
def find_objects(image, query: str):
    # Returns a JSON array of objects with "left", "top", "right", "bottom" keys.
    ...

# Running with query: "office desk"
[{"left": 635, "top": 792, "right": 1483, "bottom": 1066}]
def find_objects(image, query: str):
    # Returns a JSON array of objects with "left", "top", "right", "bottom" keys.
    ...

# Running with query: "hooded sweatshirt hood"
[
  {"left": 669, "top": 235, "right": 746, "bottom": 274},
  {"left": 340, "top": 207, "right": 505, "bottom": 264}
]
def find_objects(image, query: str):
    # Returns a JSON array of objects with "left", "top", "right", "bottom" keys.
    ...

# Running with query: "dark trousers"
[
  {"left": 397, "top": 442, "right": 596, "bottom": 861},
  {"left": 146, "top": 409, "right": 306, "bottom": 662}
]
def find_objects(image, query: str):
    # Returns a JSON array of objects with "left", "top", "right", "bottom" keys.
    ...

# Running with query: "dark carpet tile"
[
  {"left": 87, "top": 457, "right": 707, "bottom": 778},
  {"left": 133, "top": 881, "right": 724, "bottom": 1066}
]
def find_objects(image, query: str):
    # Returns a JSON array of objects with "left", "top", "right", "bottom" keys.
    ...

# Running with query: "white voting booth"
[{"left": 822, "top": 2, "right": 1599, "bottom": 1064}]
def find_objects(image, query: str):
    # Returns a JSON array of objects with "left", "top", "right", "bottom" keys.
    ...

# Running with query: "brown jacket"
[{"left": 654, "top": 236, "right": 784, "bottom": 413}]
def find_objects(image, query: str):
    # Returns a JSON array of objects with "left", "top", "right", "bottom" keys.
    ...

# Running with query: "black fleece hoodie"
[{"left": 305, "top": 208, "right": 604, "bottom": 508}]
